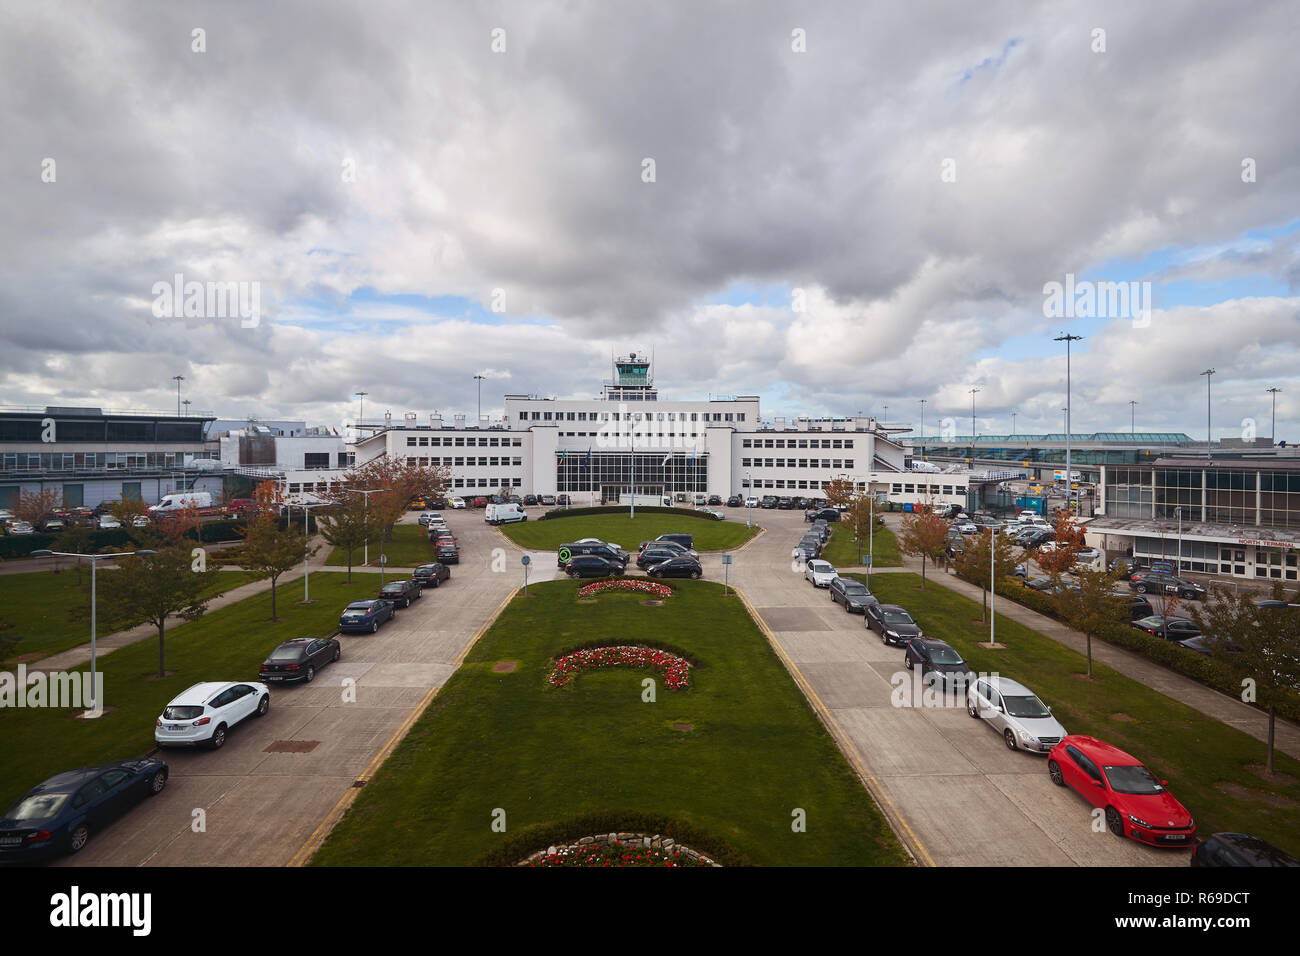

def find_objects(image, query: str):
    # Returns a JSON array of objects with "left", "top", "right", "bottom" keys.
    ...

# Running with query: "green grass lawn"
[
  {"left": 853, "top": 572, "right": 1300, "bottom": 856},
  {"left": 312, "top": 579, "right": 908, "bottom": 866},
  {"left": 500, "top": 513, "right": 758, "bottom": 552},
  {"left": 0, "top": 572, "right": 382, "bottom": 813},
  {"left": 324, "top": 522, "right": 433, "bottom": 569},
  {"left": 820, "top": 523, "right": 901, "bottom": 569},
  {"left": 0, "top": 568, "right": 263, "bottom": 664}
]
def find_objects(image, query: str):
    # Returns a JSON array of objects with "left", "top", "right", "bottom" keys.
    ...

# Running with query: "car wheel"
[
  {"left": 1048, "top": 760, "right": 1065, "bottom": 786},
  {"left": 332, "top": 645, "right": 341, "bottom": 662},
  {"left": 149, "top": 769, "right": 168, "bottom": 794},
  {"left": 1003, "top": 729, "right": 1017, "bottom": 751},
  {"left": 1105, "top": 806, "right": 1126, "bottom": 838},
  {"left": 305, "top": 664, "right": 316, "bottom": 683},
  {"left": 256, "top": 694, "right": 270, "bottom": 717},
  {"left": 904, "top": 655, "right": 913, "bottom": 669},
  {"left": 967, "top": 699, "right": 980, "bottom": 719},
  {"left": 1137, "top": 584, "right": 1149, "bottom": 594},
  {"left": 370, "top": 620, "right": 378, "bottom": 634},
  {"left": 692, "top": 570, "right": 702, "bottom": 579},
  {"left": 67, "top": 823, "right": 90, "bottom": 854},
  {"left": 433, "top": 578, "right": 440, "bottom": 588},
  {"left": 210, "top": 724, "right": 227, "bottom": 749}
]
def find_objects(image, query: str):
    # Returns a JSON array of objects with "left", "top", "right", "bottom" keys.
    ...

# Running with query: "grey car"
[
  {"left": 829, "top": 577, "right": 879, "bottom": 613},
  {"left": 865, "top": 603, "right": 923, "bottom": 645},
  {"left": 966, "top": 676, "right": 1067, "bottom": 753}
]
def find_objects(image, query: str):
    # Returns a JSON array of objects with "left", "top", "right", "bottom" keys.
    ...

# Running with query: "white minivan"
[
  {"left": 148, "top": 491, "right": 214, "bottom": 513},
  {"left": 484, "top": 502, "right": 527, "bottom": 525}
]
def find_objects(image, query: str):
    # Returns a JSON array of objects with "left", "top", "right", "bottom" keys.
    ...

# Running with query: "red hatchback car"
[
  {"left": 471, "top": 496, "right": 488, "bottom": 508},
  {"left": 1048, "top": 735, "right": 1195, "bottom": 847}
]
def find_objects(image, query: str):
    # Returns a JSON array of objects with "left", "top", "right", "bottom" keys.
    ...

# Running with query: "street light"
[
  {"left": 1129, "top": 400, "right": 1138, "bottom": 435},
  {"left": 344, "top": 487, "right": 391, "bottom": 568},
  {"left": 29, "top": 548, "right": 156, "bottom": 718},
  {"left": 968, "top": 386, "right": 982, "bottom": 461},
  {"left": 172, "top": 375, "right": 184, "bottom": 417},
  {"left": 1054, "top": 332, "right": 1083, "bottom": 513},
  {"left": 1175, "top": 506, "right": 1183, "bottom": 576},
  {"left": 474, "top": 374, "right": 486, "bottom": 425},
  {"left": 918, "top": 399, "right": 927, "bottom": 456},
  {"left": 284, "top": 500, "right": 326, "bottom": 602},
  {"left": 1010, "top": 409, "right": 1016, "bottom": 437},
  {"left": 354, "top": 391, "right": 368, "bottom": 438},
  {"left": 1267, "top": 387, "right": 1281, "bottom": 445},
  {"left": 746, "top": 470, "right": 752, "bottom": 528},
  {"left": 1201, "top": 369, "right": 1216, "bottom": 459}
]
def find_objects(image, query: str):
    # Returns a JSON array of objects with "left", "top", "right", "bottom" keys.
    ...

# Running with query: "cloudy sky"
[{"left": 2, "top": 0, "right": 1297, "bottom": 442}]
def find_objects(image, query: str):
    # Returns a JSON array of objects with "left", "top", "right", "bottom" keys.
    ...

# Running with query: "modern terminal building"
[{"left": 352, "top": 355, "right": 945, "bottom": 505}]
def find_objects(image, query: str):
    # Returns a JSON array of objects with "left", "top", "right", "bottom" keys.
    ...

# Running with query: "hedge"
[
  {"left": 971, "top": 570, "right": 1300, "bottom": 724},
  {"left": 473, "top": 810, "right": 748, "bottom": 867},
  {"left": 0, "top": 518, "right": 269, "bottom": 559},
  {"left": 539, "top": 506, "right": 721, "bottom": 521}
]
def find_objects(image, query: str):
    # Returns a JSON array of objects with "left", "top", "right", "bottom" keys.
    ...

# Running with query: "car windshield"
[
  {"left": 929, "top": 647, "right": 964, "bottom": 665},
  {"left": 883, "top": 610, "right": 914, "bottom": 625},
  {"left": 163, "top": 705, "right": 204, "bottom": 720},
  {"left": 1002, "top": 695, "right": 1051, "bottom": 719},
  {"left": 6, "top": 792, "right": 71, "bottom": 822},
  {"left": 269, "top": 646, "right": 304, "bottom": 660},
  {"left": 381, "top": 584, "right": 403, "bottom": 592},
  {"left": 1104, "top": 764, "right": 1164, "bottom": 795}
]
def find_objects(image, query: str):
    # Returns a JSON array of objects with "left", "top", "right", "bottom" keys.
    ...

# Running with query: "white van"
[
  {"left": 484, "top": 502, "right": 527, "bottom": 525},
  {"left": 148, "top": 492, "right": 214, "bottom": 513}
]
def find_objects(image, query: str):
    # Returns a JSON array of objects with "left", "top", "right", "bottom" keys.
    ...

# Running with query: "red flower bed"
[
  {"left": 576, "top": 579, "right": 673, "bottom": 600},
  {"left": 549, "top": 645, "right": 691, "bottom": 689},
  {"left": 526, "top": 841, "right": 702, "bottom": 867}
]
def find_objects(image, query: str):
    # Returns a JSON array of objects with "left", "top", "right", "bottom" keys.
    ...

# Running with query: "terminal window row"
[
  {"left": 518, "top": 411, "right": 743, "bottom": 423},
  {"left": 407, "top": 457, "right": 521, "bottom": 467},
  {"left": 742, "top": 438, "right": 852, "bottom": 449},
  {"left": 741, "top": 458, "right": 854, "bottom": 469},
  {"left": 739, "top": 479, "right": 871, "bottom": 491},
  {"left": 449, "top": 477, "right": 522, "bottom": 489},
  {"left": 406, "top": 436, "right": 523, "bottom": 447},
  {"left": 891, "top": 483, "right": 961, "bottom": 495}
]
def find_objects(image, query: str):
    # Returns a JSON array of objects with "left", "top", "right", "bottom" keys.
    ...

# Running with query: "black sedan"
[
  {"left": 0, "top": 758, "right": 169, "bottom": 861},
  {"left": 1191, "top": 833, "right": 1300, "bottom": 867},
  {"left": 1131, "top": 616, "right": 1200, "bottom": 640},
  {"left": 646, "top": 556, "right": 704, "bottom": 579},
  {"left": 904, "top": 638, "right": 973, "bottom": 690},
  {"left": 636, "top": 547, "right": 682, "bottom": 570},
  {"left": 413, "top": 562, "right": 451, "bottom": 588},
  {"left": 339, "top": 599, "right": 396, "bottom": 633},
  {"left": 806, "top": 507, "right": 840, "bottom": 523},
  {"left": 865, "top": 603, "right": 923, "bottom": 645},
  {"left": 259, "top": 636, "right": 341, "bottom": 684},
  {"left": 726, "top": 495, "right": 743, "bottom": 507},
  {"left": 1177, "top": 635, "right": 1244, "bottom": 656},
  {"left": 565, "top": 555, "right": 625, "bottom": 578},
  {"left": 379, "top": 579, "right": 422, "bottom": 607},
  {"left": 829, "top": 577, "right": 878, "bottom": 613}
]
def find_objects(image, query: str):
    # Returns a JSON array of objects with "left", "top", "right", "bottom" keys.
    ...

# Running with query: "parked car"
[
  {"left": 564, "top": 555, "right": 625, "bottom": 578},
  {"left": 829, "top": 576, "right": 878, "bottom": 613},
  {"left": 96, "top": 514, "right": 122, "bottom": 530},
  {"left": 1176, "top": 635, "right": 1244, "bottom": 656},
  {"left": 1129, "top": 571, "right": 1207, "bottom": 600},
  {"left": 804, "top": 560, "right": 838, "bottom": 587},
  {"left": 1048, "top": 735, "right": 1196, "bottom": 846},
  {"left": 6, "top": 520, "right": 35, "bottom": 535},
  {"left": 646, "top": 532, "right": 694, "bottom": 551},
  {"left": 966, "top": 676, "right": 1066, "bottom": 753},
  {"left": 806, "top": 507, "right": 840, "bottom": 523},
  {"left": 485, "top": 502, "right": 528, "bottom": 525},
  {"left": 470, "top": 496, "right": 489, "bottom": 508},
  {"left": 434, "top": 541, "right": 459, "bottom": 564},
  {"left": 259, "top": 637, "right": 341, "bottom": 684},
  {"left": 1190, "top": 832, "right": 1300, "bottom": 867},
  {"left": 1131, "top": 616, "right": 1200, "bottom": 641},
  {"left": 760, "top": 496, "right": 778, "bottom": 509},
  {"left": 706, "top": 495, "right": 723, "bottom": 506},
  {"left": 903, "top": 638, "right": 972, "bottom": 690},
  {"left": 559, "top": 542, "right": 627, "bottom": 568},
  {"left": 39, "top": 516, "right": 65, "bottom": 533},
  {"left": 448, "top": 497, "right": 466, "bottom": 509},
  {"left": 155, "top": 681, "right": 270, "bottom": 749},
  {"left": 865, "top": 604, "right": 923, "bottom": 645},
  {"left": 523, "top": 495, "right": 538, "bottom": 506},
  {"left": 744, "top": 496, "right": 760, "bottom": 509},
  {"left": 0, "top": 758, "right": 169, "bottom": 860},
  {"left": 1129, "top": 595, "right": 1154, "bottom": 620},
  {"left": 727, "top": 495, "right": 743, "bottom": 507},
  {"left": 637, "top": 547, "right": 685, "bottom": 570},
  {"left": 413, "top": 562, "right": 451, "bottom": 588},
  {"left": 417, "top": 512, "right": 442, "bottom": 526},
  {"left": 339, "top": 599, "right": 396, "bottom": 633},
  {"left": 557, "top": 495, "right": 571, "bottom": 506},
  {"left": 540, "top": 495, "right": 557, "bottom": 506},
  {"left": 379, "top": 579, "right": 423, "bottom": 608},
  {"left": 646, "top": 556, "right": 704, "bottom": 579}
]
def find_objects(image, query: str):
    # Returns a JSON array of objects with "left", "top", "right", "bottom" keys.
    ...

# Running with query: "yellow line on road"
[
  {"left": 731, "top": 584, "right": 935, "bottom": 867},
  {"left": 287, "top": 586, "right": 520, "bottom": 867}
]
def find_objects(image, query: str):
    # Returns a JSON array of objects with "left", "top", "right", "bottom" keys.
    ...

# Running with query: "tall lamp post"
[
  {"left": 172, "top": 375, "right": 184, "bottom": 417},
  {"left": 1054, "top": 332, "right": 1083, "bottom": 513},
  {"left": 345, "top": 487, "right": 391, "bottom": 568},
  {"left": 746, "top": 470, "right": 752, "bottom": 528},
  {"left": 918, "top": 399, "right": 927, "bottom": 457},
  {"left": 968, "top": 386, "right": 981, "bottom": 462},
  {"left": 1201, "top": 368, "right": 1216, "bottom": 459},
  {"left": 354, "top": 391, "right": 368, "bottom": 438},
  {"left": 30, "top": 549, "right": 156, "bottom": 717},
  {"left": 1129, "top": 399, "right": 1138, "bottom": 435},
  {"left": 1175, "top": 506, "right": 1183, "bottom": 575},
  {"left": 474, "top": 374, "right": 486, "bottom": 425},
  {"left": 284, "top": 501, "right": 325, "bottom": 602},
  {"left": 1267, "top": 387, "right": 1281, "bottom": 445}
]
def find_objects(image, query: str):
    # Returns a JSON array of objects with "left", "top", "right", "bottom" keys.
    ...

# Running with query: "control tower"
[{"left": 602, "top": 351, "right": 658, "bottom": 401}]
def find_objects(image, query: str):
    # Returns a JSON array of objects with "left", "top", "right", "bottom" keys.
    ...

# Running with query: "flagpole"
[{"left": 630, "top": 424, "right": 636, "bottom": 520}]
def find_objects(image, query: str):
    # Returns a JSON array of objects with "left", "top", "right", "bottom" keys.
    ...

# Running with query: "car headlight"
[
  {"left": 1127, "top": 814, "right": 1152, "bottom": 828},
  {"left": 1017, "top": 728, "right": 1036, "bottom": 743},
  {"left": 886, "top": 630, "right": 900, "bottom": 638}
]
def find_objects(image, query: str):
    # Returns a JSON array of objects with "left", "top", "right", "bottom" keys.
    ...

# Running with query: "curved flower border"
[
  {"left": 549, "top": 645, "right": 691, "bottom": 689},
  {"left": 576, "top": 579, "right": 673, "bottom": 600}
]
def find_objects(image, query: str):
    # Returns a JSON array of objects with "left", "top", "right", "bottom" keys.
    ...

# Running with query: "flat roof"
[{"left": 1086, "top": 515, "right": 1300, "bottom": 547}]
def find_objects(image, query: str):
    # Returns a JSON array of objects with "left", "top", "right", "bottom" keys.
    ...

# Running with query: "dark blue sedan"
[
  {"left": 338, "top": 599, "right": 396, "bottom": 634},
  {"left": 0, "top": 757, "right": 169, "bottom": 861}
]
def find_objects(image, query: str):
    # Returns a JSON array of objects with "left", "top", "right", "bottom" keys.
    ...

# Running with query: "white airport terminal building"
[{"left": 352, "top": 355, "right": 967, "bottom": 506}]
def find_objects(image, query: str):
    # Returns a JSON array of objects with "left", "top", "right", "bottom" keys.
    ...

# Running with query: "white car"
[
  {"left": 98, "top": 514, "right": 122, "bottom": 529},
  {"left": 804, "top": 560, "right": 838, "bottom": 588},
  {"left": 954, "top": 521, "right": 977, "bottom": 534},
  {"left": 417, "top": 512, "right": 441, "bottom": 526},
  {"left": 6, "top": 520, "right": 34, "bottom": 535},
  {"left": 966, "top": 676, "right": 1067, "bottom": 754},
  {"left": 745, "top": 496, "right": 759, "bottom": 509},
  {"left": 154, "top": 681, "right": 270, "bottom": 750},
  {"left": 448, "top": 497, "right": 466, "bottom": 510}
]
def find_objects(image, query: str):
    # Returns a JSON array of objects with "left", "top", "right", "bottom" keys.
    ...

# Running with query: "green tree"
[
  {"left": 316, "top": 493, "right": 374, "bottom": 583},
  {"left": 239, "top": 511, "right": 317, "bottom": 620},
  {"left": 955, "top": 529, "right": 1026, "bottom": 623},
  {"left": 52, "top": 522, "right": 95, "bottom": 583},
  {"left": 1054, "top": 567, "right": 1129, "bottom": 678},
  {"left": 1192, "top": 584, "right": 1300, "bottom": 774},
  {"left": 898, "top": 506, "right": 949, "bottom": 589},
  {"left": 96, "top": 545, "right": 221, "bottom": 678}
]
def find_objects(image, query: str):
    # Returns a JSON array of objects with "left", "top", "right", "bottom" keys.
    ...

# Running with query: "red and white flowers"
[
  {"left": 549, "top": 645, "right": 691, "bottom": 689},
  {"left": 576, "top": 579, "right": 674, "bottom": 600}
]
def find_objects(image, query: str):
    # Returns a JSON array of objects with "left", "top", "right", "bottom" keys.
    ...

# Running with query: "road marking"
[
  {"left": 287, "top": 585, "right": 519, "bottom": 867},
  {"left": 731, "top": 584, "right": 935, "bottom": 867}
]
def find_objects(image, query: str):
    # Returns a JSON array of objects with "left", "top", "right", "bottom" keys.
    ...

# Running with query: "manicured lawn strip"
[
  {"left": 821, "top": 524, "right": 901, "bottom": 569},
  {"left": 853, "top": 572, "right": 1300, "bottom": 855},
  {"left": 1, "top": 569, "right": 263, "bottom": 663},
  {"left": 0, "top": 572, "right": 382, "bottom": 812},
  {"left": 500, "top": 513, "right": 757, "bottom": 552},
  {"left": 325, "top": 522, "right": 432, "bottom": 569},
  {"left": 312, "top": 579, "right": 909, "bottom": 866}
]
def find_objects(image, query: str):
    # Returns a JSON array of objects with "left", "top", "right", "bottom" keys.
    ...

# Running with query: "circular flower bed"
[
  {"left": 549, "top": 645, "right": 691, "bottom": 689},
  {"left": 576, "top": 579, "right": 673, "bottom": 600},
  {"left": 521, "top": 837, "right": 709, "bottom": 867}
]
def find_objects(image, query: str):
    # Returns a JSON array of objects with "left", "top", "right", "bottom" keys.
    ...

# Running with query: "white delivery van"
[
  {"left": 148, "top": 492, "right": 214, "bottom": 513},
  {"left": 484, "top": 502, "right": 527, "bottom": 525}
]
